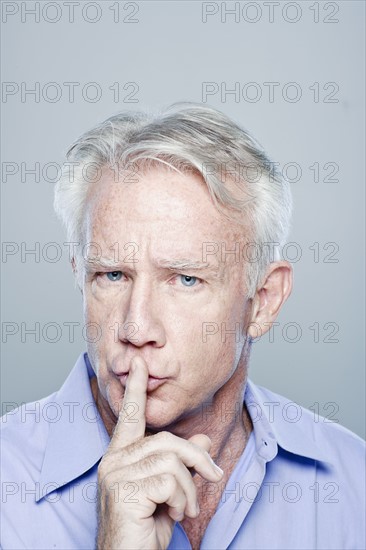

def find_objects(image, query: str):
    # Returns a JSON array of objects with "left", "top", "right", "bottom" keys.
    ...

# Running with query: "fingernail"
[{"left": 214, "top": 464, "right": 224, "bottom": 477}]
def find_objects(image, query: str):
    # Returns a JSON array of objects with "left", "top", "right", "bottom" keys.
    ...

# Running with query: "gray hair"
[{"left": 54, "top": 102, "right": 292, "bottom": 298}]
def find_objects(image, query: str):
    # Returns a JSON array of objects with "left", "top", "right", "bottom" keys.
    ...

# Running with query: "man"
[{"left": 1, "top": 103, "right": 365, "bottom": 549}]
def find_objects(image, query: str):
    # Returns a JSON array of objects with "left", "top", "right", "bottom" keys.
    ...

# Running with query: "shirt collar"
[
  {"left": 37, "top": 353, "right": 110, "bottom": 502},
  {"left": 37, "top": 357, "right": 332, "bottom": 501},
  {"left": 245, "top": 379, "right": 333, "bottom": 465}
]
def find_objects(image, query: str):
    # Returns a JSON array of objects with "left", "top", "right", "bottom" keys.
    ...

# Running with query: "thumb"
[
  {"left": 187, "top": 434, "right": 223, "bottom": 479},
  {"left": 188, "top": 433, "right": 212, "bottom": 454}
]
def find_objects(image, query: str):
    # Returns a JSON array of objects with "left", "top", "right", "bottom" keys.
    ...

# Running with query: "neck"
[{"left": 168, "top": 363, "right": 253, "bottom": 466}]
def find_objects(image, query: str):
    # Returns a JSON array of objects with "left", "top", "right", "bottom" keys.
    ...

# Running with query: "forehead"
[{"left": 84, "top": 166, "right": 246, "bottom": 250}]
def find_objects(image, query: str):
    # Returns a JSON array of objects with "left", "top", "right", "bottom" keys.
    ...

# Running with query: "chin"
[
  {"left": 144, "top": 397, "right": 181, "bottom": 432},
  {"left": 145, "top": 395, "right": 201, "bottom": 435}
]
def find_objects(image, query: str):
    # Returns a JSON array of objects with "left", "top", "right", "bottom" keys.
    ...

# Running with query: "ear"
[{"left": 247, "top": 261, "right": 293, "bottom": 340}]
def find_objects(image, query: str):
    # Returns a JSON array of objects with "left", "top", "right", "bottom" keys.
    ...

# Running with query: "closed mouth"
[{"left": 116, "top": 372, "right": 168, "bottom": 392}]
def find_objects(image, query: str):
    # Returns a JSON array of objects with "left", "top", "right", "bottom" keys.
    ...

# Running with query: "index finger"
[{"left": 109, "top": 356, "right": 148, "bottom": 450}]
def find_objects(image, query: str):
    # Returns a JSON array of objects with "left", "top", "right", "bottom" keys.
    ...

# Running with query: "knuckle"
[
  {"left": 98, "top": 469, "right": 116, "bottom": 487},
  {"left": 98, "top": 455, "right": 114, "bottom": 476},
  {"left": 155, "top": 430, "right": 174, "bottom": 444},
  {"left": 124, "top": 439, "right": 143, "bottom": 457},
  {"left": 140, "top": 451, "right": 180, "bottom": 475},
  {"left": 162, "top": 451, "right": 181, "bottom": 469},
  {"left": 141, "top": 472, "right": 176, "bottom": 493},
  {"left": 141, "top": 453, "right": 160, "bottom": 472},
  {"left": 159, "top": 473, "right": 177, "bottom": 492}
]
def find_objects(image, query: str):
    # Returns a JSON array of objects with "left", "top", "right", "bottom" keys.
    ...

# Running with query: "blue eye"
[
  {"left": 106, "top": 271, "right": 123, "bottom": 282},
  {"left": 180, "top": 275, "right": 197, "bottom": 287}
]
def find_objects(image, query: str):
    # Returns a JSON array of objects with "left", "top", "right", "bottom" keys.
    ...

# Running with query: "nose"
[{"left": 119, "top": 275, "right": 166, "bottom": 348}]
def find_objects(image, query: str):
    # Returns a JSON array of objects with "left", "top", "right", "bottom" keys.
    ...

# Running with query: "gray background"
[{"left": 1, "top": 1, "right": 365, "bottom": 438}]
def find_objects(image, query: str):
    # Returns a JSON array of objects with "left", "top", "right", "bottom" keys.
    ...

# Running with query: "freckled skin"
[
  {"left": 78, "top": 165, "right": 291, "bottom": 444},
  {"left": 78, "top": 165, "right": 293, "bottom": 550},
  {"left": 78, "top": 167, "right": 292, "bottom": 452}
]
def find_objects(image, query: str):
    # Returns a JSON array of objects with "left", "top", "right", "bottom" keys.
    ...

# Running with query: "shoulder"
[
  {"left": 247, "top": 380, "right": 365, "bottom": 467},
  {"left": 0, "top": 391, "right": 58, "bottom": 479},
  {"left": 1, "top": 390, "right": 58, "bottom": 435}
]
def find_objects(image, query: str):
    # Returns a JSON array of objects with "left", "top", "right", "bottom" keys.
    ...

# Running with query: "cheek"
[
  {"left": 205, "top": 333, "right": 239, "bottom": 374},
  {"left": 178, "top": 298, "right": 248, "bottom": 383},
  {"left": 179, "top": 321, "right": 240, "bottom": 385},
  {"left": 83, "top": 288, "right": 119, "bottom": 334},
  {"left": 104, "top": 379, "right": 125, "bottom": 417},
  {"left": 82, "top": 292, "right": 120, "bottom": 374}
]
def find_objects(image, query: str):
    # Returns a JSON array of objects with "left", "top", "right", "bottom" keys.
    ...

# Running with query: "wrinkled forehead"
[
  {"left": 86, "top": 164, "right": 245, "bottom": 229},
  {"left": 77, "top": 169, "right": 255, "bottom": 282}
]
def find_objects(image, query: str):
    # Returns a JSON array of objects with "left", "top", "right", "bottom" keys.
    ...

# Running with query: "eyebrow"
[
  {"left": 84, "top": 256, "right": 223, "bottom": 279},
  {"left": 157, "top": 259, "right": 212, "bottom": 271},
  {"left": 84, "top": 256, "right": 121, "bottom": 270},
  {"left": 156, "top": 259, "right": 223, "bottom": 279}
]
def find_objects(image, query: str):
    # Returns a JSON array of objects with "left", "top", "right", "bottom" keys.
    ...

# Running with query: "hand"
[{"left": 96, "top": 356, "right": 224, "bottom": 549}]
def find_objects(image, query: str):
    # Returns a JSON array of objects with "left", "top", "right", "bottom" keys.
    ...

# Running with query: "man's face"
[{"left": 81, "top": 166, "right": 254, "bottom": 430}]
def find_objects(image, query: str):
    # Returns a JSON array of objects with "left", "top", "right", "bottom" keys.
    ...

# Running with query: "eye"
[
  {"left": 106, "top": 271, "right": 123, "bottom": 282},
  {"left": 179, "top": 275, "right": 198, "bottom": 287}
]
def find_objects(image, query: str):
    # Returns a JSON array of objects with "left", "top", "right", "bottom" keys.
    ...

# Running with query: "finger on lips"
[
  {"left": 107, "top": 356, "right": 224, "bottom": 486},
  {"left": 110, "top": 356, "right": 149, "bottom": 450}
]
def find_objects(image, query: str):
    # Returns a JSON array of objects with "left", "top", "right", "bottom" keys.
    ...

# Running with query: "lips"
[{"left": 116, "top": 372, "right": 168, "bottom": 392}]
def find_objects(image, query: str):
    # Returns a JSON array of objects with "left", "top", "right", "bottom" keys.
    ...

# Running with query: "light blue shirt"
[{"left": 1, "top": 353, "right": 365, "bottom": 549}]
